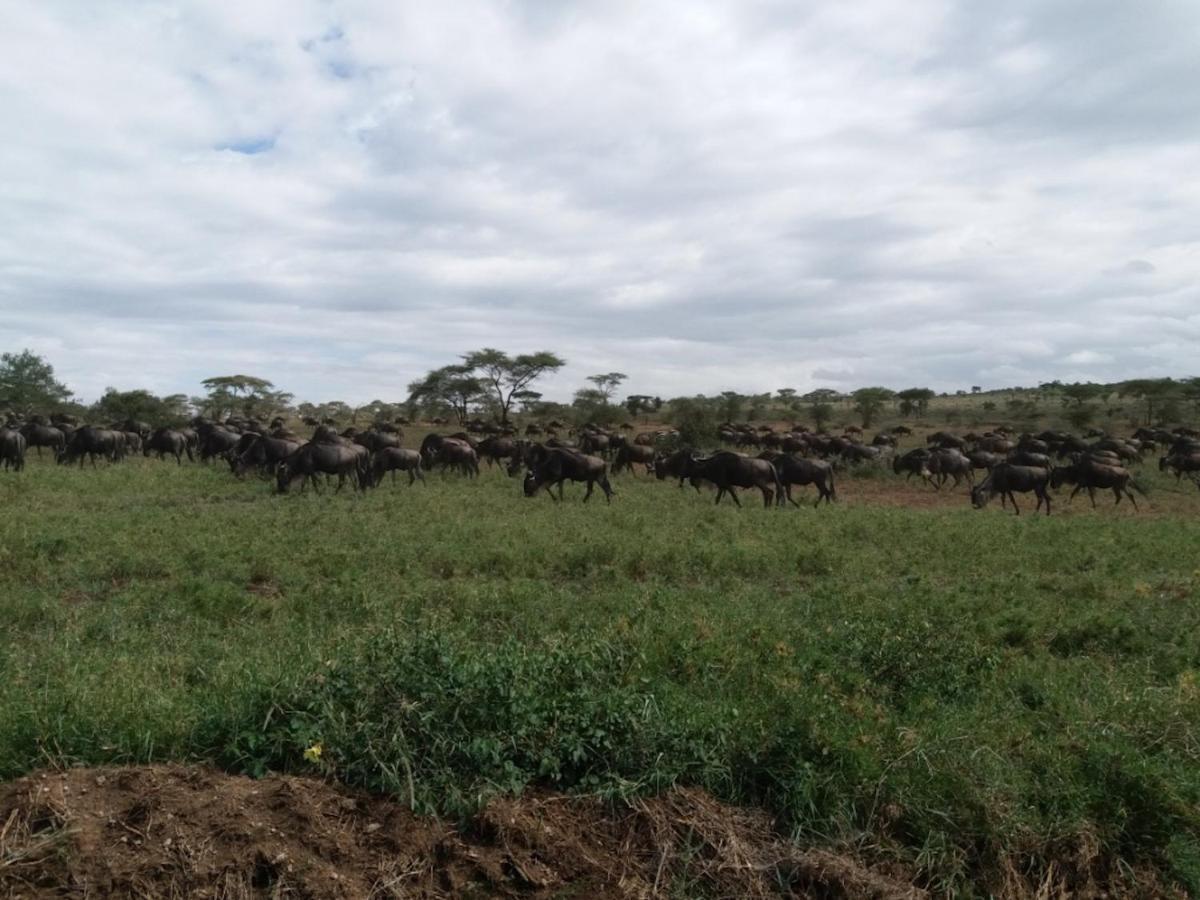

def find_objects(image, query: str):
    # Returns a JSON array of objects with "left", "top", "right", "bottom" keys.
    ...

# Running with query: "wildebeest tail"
[{"left": 1129, "top": 476, "right": 1150, "bottom": 497}]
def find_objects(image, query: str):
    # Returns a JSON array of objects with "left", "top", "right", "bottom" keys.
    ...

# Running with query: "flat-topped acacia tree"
[{"left": 461, "top": 349, "right": 566, "bottom": 426}]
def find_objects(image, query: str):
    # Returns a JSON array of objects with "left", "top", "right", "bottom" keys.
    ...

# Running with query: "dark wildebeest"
[
  {"left": 370, "top": 447, "right": 425, "bottom": 487},
  {"left": 231, "top": 434, "right": 302, "bottom": 477},
  {"left": 59, "top": 426, "right": 126, "bottom": 467},
  {"left": 928, "top": 448, "right": 973, "bottom": 490},
  {"left": 144, "top": 427, "right": 194, "bottom": 465},
  {"left": 1159, "top": 452, "right": 1200, "bottom": 485},
  {"left": 421, "top": 433, "right": 480, "bottom": 477},
  {"left": 761, "top": 451, "right": 835, "bottom": 507},
  {"left": 523, "top": 447, "right": 613, "bottom": 503},
  {"left": 354, "top": 429, "right": 401, "bottom": 454},
  {"left": 277, "top": 442, "right": 367, "bottom": 493},
  {"left": 477, "top": 435, "right": 517, "bottom": 469},
  {"left": 926, "top": 431, "right": 967, "bottom": 450},
  {"left": 1050, "top": 460, "right": 1144, "bottom": 508},
  {"left": 1, "top": 427, "right": 26, "bottom": 471},
  {"left": 682, "top": 451, "right": 781, "bottom": 508},
  {"left": 893, "top": 448, "right": 933, "bottom": 485},
  {"left": 971, "top": 464, "right": 1052, "bottom": 516},
  {"left": 967, "top": 450, "right": 1004, "bottom": 474},
  {"left": 1007, "top": 450, "right": 1052, "bottom": 469},
  {"left": 611, "top": 442, "right": 656, "bottom": 475},
  {"left": 197, "top": 423, "right": 240, "bottom": 462},
  {"left": 20, "top": 423, "right": 66, "bottom": 458}
]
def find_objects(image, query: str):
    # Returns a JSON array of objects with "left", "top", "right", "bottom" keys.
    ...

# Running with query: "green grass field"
[{"left": 1, "top": 455, "right": 1198, "bottom": 895}]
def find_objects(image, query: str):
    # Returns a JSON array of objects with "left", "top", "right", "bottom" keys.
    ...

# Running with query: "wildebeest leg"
[
  {"left": 1087, "top": 486, "right": 1097, "bottom": 508},
  {"left": 1008, "top": 492, "right": 1020, "bottom": 515},
  {"left": 760, "top": 485, "right": 773, "bottom": 508},
  {"left": 583, "top": 479, "right": 595, "bottom": 502},
  {"left": 601, "top": 475, "right": 614, "bottom": 502},
  {"left": 1068, "top": 484, "right": 1082, "bottom": 505},
  {"left": 1125, "top": 487, "right": 1138, "bottom": 509}
]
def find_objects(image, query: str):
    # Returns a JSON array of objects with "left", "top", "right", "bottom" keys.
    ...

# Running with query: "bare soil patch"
[{"left": 0, "top": 765, "right": 923, "bottom": 899}]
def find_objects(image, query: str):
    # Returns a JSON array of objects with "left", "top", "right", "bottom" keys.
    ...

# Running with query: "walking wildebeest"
[
  {"left": 0, "top": 427, "right": 26, "bottom": 471},
  {"left": 277, "top": 442, "right": 367, "bottom": 493},
  {"left": 231, "top": 433, "right": 302, "bottom": 477},
  {"left": 523, "top": 447, "right": 613, "bottom": 503},
  {"left": 145, "top": 427, "right": 194, "bottom": 465},
  {"left": 20, "top": 423, "right": 66, "bottom": 458},
  {"left": 970, "top": 464, "right": 1052, "bottom": 516},
  {"left": 611, "top": 442, "right": 656, "bottom": 475},
  {"left": 58, "top": 426, "right": 126, "bottom": 467},
  {"left": 370, "top": 447, "right": 425, "bottom": 487},
  {"left": 681, "top": 451, "right": 782, "bottom": 508},
  {"left": 477, "top": 435, "right": 517, "bottom": 468},
  {"left": 760, "top": 451, "right": 835, "bottom": 507},
  {"left": 1050, "top": 459, "right": 1144, "bottom": 509}
]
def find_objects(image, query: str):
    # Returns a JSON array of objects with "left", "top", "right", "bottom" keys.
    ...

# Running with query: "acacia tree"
[
  {"left": 462, "top": 349, "right": 565, "bottom": 425},
  {"left": 1119, "top": 378, "right": 1179, "bottom": 425},
  {"left": 586, "top": 372, "right": 627, "bottom": 404},
  {"left": 802, "top": 389, "right": 840, "bottom": 432},
  {"left": 851, "top": 387, "right": 895, "bottom": 428},
  {"left": 93, "top": 388, "right": 189, "bottom": 425},
  {"left": 896, "top": 387, "right": 935, "bottom": 418},
  {"left": 199, "top": 375, "right": 292, "bottom": 420},
  {"left": 0, "top": 350, "right": 72, "bottom": 413},
  {"left": 407, "top": 365, "right": 485, "bottom": 425}
]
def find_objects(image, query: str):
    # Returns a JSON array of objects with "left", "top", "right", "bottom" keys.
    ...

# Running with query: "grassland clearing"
[{"left": 1, "top": 449, "right": 1198, "bottom": 896}]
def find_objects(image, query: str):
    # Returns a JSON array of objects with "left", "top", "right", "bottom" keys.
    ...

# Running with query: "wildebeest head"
[
  {"left": 970, "top": 484, "right": 991, "bottom": 509},
  {"left": 522, "top": 468, "right": 542, "bottom": 497}
]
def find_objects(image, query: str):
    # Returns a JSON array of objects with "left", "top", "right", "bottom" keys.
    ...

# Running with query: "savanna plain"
[{"left": 1, "top": 445, "right": 1198, "bottom": 898}]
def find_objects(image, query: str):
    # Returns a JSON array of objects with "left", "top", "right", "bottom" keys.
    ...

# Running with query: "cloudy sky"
[{"left": 2, "top": 1, "right": 1198, "bottom": 405}]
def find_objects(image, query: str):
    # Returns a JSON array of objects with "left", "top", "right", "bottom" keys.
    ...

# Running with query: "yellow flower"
[{"left": 303, "top": 742, "right": 323, "bottom": 763}]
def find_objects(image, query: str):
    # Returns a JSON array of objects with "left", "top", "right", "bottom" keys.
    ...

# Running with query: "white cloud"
[{"left": 1, "top": 0, "right": 1198, "bottom": 405}]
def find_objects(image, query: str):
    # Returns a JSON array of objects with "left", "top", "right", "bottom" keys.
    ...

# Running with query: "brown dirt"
[{"left": 0, "top": 765, "right": 925, "bottom": 899}]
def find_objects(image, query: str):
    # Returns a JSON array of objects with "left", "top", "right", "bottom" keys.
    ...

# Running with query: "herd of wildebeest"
[{"left": 2, "top": 411, "right": 1200, "bottom": 515}]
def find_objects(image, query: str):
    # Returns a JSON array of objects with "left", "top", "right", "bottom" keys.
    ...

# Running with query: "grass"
[{"left": 1, "top": 454, "right": 1198, "bottom": 895}]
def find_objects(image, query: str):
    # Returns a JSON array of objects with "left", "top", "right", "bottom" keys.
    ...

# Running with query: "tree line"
[{"left": 2, "top": 348, "right": 1197, "bottom": 435}]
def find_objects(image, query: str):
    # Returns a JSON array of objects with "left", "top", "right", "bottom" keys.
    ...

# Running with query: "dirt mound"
[{"left": 0, "top": 765, "right": 923, "bottom": 899}]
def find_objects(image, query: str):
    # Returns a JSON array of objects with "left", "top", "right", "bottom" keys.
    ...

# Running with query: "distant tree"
[
  {"left": 198, "top": 375, "right": 291, "bottom": 420},
  {"left": 93, "top": 388, "right": 189, "bottom": 425},
  {"left": 802, "top": 389, "right": 840, "bottom": 432},
  {"left": 1119, "top": 378, "right": 1179, "bottom": 425},
  {"left": 572, "top": 387, "right": 622, "bottom": 426},
  {"left": 624, "top": 394, "right": 655, "bottom": 420},
  {"left": 462, "top": 349, "right": 566, "bottom": 425},
  {"left": 971, "top": 385, "right": 982, "bottom": 394},
  {"left": 0, "top": 349, "right": 72, "bottom": 413},
  {"left": 776, "top": 388, "right": 800, "bottom": 412},
  {"left": 407, "top": 365, "right": 485, "bottom": 426},
  {"left": 851, "top": 387, "right": 895, "bottom": 428},
  {"left": 714, "top": 391, "right": 744, "bottom": 423},
  {"left": 896, "top": 387, "right": 936, "bottom": 418},
  {"left": 747, "top": 392, "right": 773, "bottom": 421},
  {"left": 667, "top": 396, "right": 719, "bottom": 448},
  {"left": 585, "top": 372, "right": 627, "bottom": 404}
]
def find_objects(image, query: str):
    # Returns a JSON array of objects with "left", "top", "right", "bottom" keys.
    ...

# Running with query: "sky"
[{"left": 1, "top": 1, "right": 1198, "bottom": 406}]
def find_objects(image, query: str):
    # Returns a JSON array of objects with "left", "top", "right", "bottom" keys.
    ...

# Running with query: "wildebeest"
[
  {"left": 277, "top": 442, "right": 368, "bottom": 493},
  {"left": 58, "top": 426, "right": 126, "bottom": 467},
  {"left": 370, "top": 447, "right": 425, "bottom": 487},
  {"left": 611, "top": 442, "right": 656, "bottom": 475},
  {"left": 761, "top": 451, "right": 835, "bottom": 507},
  {"left": 928, "top": 448, "right": 973, "bottom": 490},
  {"left": 197, "top": 423, "right": 241, "bottom": 462},
  {"left": 0, "top": 427, "right": 26, "bottom": 471},
  {"left": 1050, "top": 459, "right": 1144, "bottom": 508},
  {"left": 420, "top": 433, "right": 480, "bottom": 477},
  {"left": 522, "top": 447, "right": 613, "bottom": 503},
  {"left": 477, "top": 435, "right": 517, "bottom": 468},
  {"left": 1159, "top": 452, "right": 1200, "bottom": 485},
  {"left": 1007, "top": 450, "right": 1052, "bottom": 469},
  {"left": 231, "top": 434, "right": 302, "bottom": 477},
  {"left": 20, "top": 423, "right": 66, "bottom": 457},
  {"left": 680, "top": 451, "right": 782, "bottom": 508},
  {"left": 893, "top": 448, "right": 933, "bottom": 485},
  {"left": 144, "top": 427, "right": 194, "bottom": 465},
  {"left": 970, "top": 464, "right": 1051, "bottom": 516}
]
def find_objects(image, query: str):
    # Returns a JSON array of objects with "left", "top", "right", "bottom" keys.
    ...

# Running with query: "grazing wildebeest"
[
  {"left": 231, "top": 434, "right": 302, "bottom": 477},
  {"left": 970, "top": 464, "right": 1051, "bottom": 516},
  {"left": 1050, "top": 459, "right": 1144, "bottom": 508},
  {"left": 523, "top": 447, "right": 613, "bottom": 503},
  {"left": 0, "top": 427, "right": 26, "bottom": 471},
  {"left": 681, "top": 451, "right": 781, "bottom": 508},
  {"left": 276, "top": 442, "right": 367, "bottom": 493},
  {"left": 20, "top": 423, "right": 66, "bottom": 458},
  {"left": 370, "top": 447, "right": 425, "bottom": 487},
  {"left": 761, "top": 451, "right": 835, "bottom": 507},
  {"left": 611, "top": 442, "right": 656, "bottom": 475},
  {"left": 59, "top": 426, "right": 126, "bottom": 467}
]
